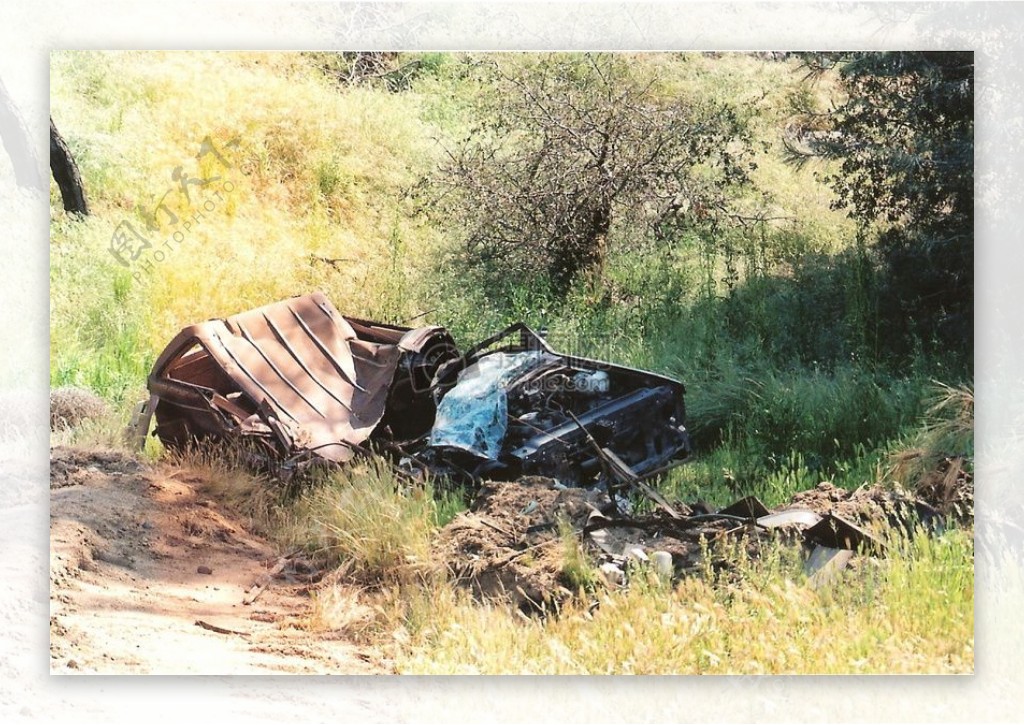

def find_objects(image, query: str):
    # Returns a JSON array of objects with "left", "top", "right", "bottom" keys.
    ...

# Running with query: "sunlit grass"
[
  {"left": 289, "top": 461, "right": 443, "bottom": 585},
  {"left": 50, "top": 50, "right": 450, "bottom": 396},
  {"left": 395, "top": 527, "right": 973, "bottom": 674},
  {"left": 49, "top": 404, "right": 135, "bottom": 451}
]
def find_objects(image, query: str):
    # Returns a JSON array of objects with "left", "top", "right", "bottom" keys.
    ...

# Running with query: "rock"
[
  {"left": 625, "top": 547, "right": 649, "bottom": 563},
  {"left": 197, "top": 565, "right": 213, "bottom": 575},
  {"left": 600, "top": 562, "right": 625, "bottom": 587}
]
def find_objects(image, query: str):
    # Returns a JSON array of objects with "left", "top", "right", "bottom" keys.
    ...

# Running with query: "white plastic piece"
[
  {"left": 651, "top": 551, "right": 674, "bottom": 580},
  {"left": 625, "top": 547, "right": 649, "bottom": 563}
]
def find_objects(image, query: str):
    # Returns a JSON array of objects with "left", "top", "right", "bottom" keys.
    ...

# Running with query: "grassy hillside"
[
  {"left": 49, "top": 51, "right": 973, "bottom": 673},
  {"left": 51, "top": 51, "right": 446, "bottom": 405}
]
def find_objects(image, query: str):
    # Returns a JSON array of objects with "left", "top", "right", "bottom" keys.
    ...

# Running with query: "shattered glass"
[{"left": 428, "top": 351, "right": 545, "bottom": 459}]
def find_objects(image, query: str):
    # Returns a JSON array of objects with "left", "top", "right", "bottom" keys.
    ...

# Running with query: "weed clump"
[{"left": 50, "top": 386, "right": 109, "bottom": 430}]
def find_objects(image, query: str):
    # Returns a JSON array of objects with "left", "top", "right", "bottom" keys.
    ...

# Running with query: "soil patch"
[
  {"left": 434, "top": 476, "right": 606, "bottom": 613},
  {"left": 49, "top": 446, "right": 383, "bottom": 674}
]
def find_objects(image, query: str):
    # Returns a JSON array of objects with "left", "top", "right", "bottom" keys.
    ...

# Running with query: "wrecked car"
[
  {"left": 417, "top": 322, "right": 691, "bottom": 490},
  {"left": 134, "top": 292, "right": 691, "bottom": 490}
]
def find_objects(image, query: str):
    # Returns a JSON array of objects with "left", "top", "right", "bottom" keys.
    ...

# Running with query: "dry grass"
[
  {"left": 290, "top": 461, "right": 443, "bottom": 586},
  {"left": 160, "top": 442, "right": 287, "bottom": 538},
  {"left": 393, "top": 528, "right": 973, "bottom": 674},
  {"left": 885, "top": 381, "right": 974, "bottom": 520},
  {"left": 305, "top": 583, "right": 379, "bottom": 638},
  {"left": 48, "top": 400, "right": 140, "bottom": 452},
  {"left": 49, "top": 386, "right": 109, "bottom": 430}
]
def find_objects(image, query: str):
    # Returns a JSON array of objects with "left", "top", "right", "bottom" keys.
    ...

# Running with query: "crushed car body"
[
  {"left": 134, "top": 291, "right": 458, "bottom": 475},
  {"left": 135, "top": 292, "right": 691, "bottom": 489},
  {"left": 415, "top": 322, "right": 691, "bottom": 492}
]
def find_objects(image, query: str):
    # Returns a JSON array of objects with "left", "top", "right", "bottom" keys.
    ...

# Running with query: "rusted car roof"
[{"left": 139, "top": 292, "right": 456, "bottom": 469}]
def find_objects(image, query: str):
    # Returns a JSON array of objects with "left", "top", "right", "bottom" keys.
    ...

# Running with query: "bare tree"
[
  {"left": 49, "top": 116, "right": 89, "bottom": 215},
  {"left": 434, "top": 53, "right": 751, "bottom": 296}
]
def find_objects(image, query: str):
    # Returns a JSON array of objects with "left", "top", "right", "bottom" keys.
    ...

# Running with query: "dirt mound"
[
  {"left": 786, "top": 480, "right": 958, "bottom": 531},
  {"left": 435, "top": 476, "right": 608, "bottom": 613},
  {"left": 49, "top": 447, "right": 145, "bottom": 489}
]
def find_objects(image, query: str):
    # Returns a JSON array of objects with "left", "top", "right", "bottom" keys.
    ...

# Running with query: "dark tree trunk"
[
  {"left": 0, "top": 76, "right": 44, "bottom": 191},
  {"left": 549, "top": 200, "right": 612, "bottom": 295},
  {"left": 583, "top": 202, "right": 611, "bottom": 276},
  {"left": 49, "top": 116, "right": 89, "bottom": 215}
]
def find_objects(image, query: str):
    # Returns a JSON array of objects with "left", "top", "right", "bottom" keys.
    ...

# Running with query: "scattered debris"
[
  {"left": 242, "top": 552, "right": 323, "bottom": 605},
  {"left": 243, "top": 554, "right": 293, "bottom": 606},
  {"left": 803, "top": 513, "right": 885, "bottom": 554},
  {"left": 436, "top": 476, "right": 949, "bottom": 612}
]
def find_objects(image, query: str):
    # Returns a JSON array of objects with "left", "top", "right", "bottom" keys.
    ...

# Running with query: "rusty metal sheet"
[
  {"left": 804, "top": 513, "right": 886, "bottom": 554},
  {"left": 140, "top": 292, "right": 458, "bottom": 472},
  {"left": 719, "top": 496, "right": 771, "bottom": 520}
]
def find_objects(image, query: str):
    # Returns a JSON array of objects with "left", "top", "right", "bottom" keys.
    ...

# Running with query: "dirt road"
[{"left": 49, "top": 447, "right": 384, "bottom": 675}]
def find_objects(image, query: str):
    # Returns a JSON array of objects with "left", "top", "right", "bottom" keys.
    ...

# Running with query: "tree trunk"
[
  {"left": 49, "top": 116, "right": 89, "bottom": 215},
  {"left": 549, "top": 200, "right": 611, "bottom": 295},
  {"left": 0, "top": 76, "right": 44, "bottom": 191},
  {"left": 583, "top": 202, "right": 611, "bottom": 277}
]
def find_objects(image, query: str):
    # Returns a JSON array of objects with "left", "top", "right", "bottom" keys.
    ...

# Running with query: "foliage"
[
  {"left": 432, "top": 53, "right": 754, "bottom": 296},
  {"left": 788, "top": 51, "right": 974, "bottom": 360}
]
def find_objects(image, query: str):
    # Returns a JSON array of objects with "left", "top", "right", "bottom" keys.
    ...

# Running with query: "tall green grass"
[{"left": 50, "top": 216, "right": 154, "bottom": 405}]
